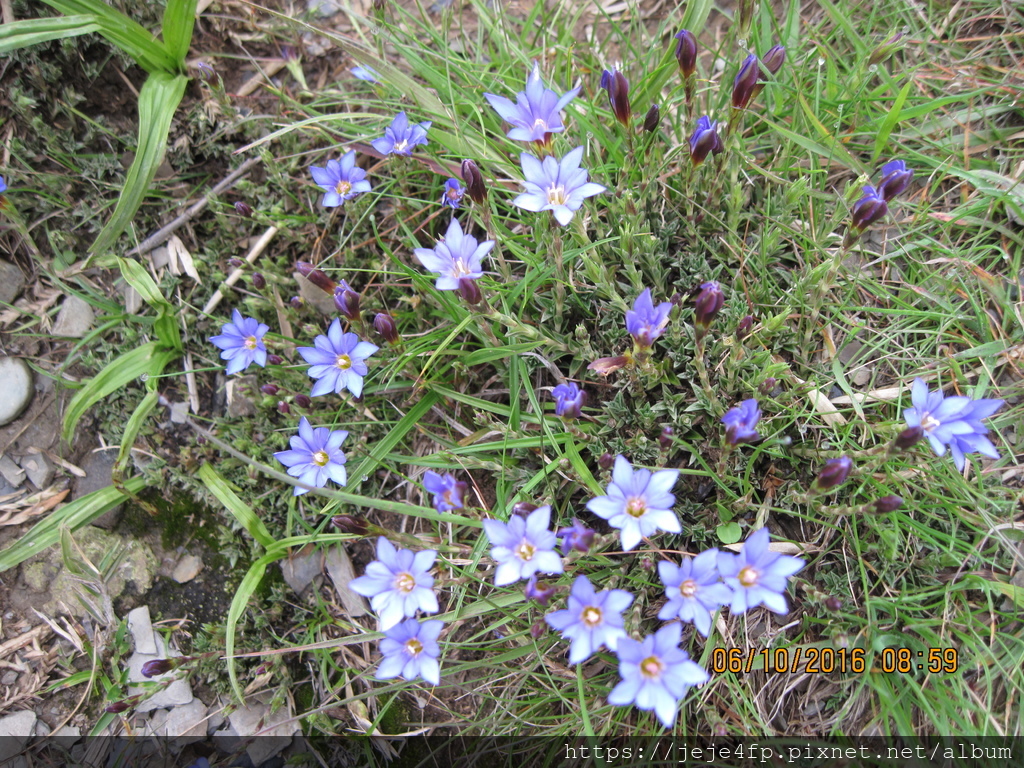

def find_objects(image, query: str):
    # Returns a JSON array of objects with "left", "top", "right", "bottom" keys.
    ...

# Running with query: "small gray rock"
[
  {"left": 19, "top": 452, "right": 55, "bottom": 490},
  {"left": 128, "top": 606, "right": 157, "bottom": 655},
  {"left": 171, "top": 554, "right": 203, "bottom": 584},
  {"left": 169, "top": 401, "right": 190, "bottom": 424},
  {"left": 0, "top": 454, "right": 26, "bottom": 487},
  {"left": 225, "top": 376, "right": 258, "bottom": 418},
  {"left": 280, "top": 546, "right": 322, "bottom": 595},
  {"left": 307, "top": 0, "right": 344, "bottom": 16},
  {"left": 0, "top": 671, "right": 17, "bottom": 686},
  {"left": 324, "top": 546, "right": 368, "bottom": 617},
  {"left": 76, "top": 448, "right": 122, "bottom": 529},
  {"left": 0, "top": 358, "right": 33, "bottom": 427},
  {"left": 0, "top": 711, "right": 37, "bottom": 762},
  {"left": 0, "top": 261, "right": 26, "bottom": 306},
  {"left": 228, "top": 693, "right": 298, "bottom": 766},
  {"left": 295, "top": 272, "right": 338, "bottom": 315},
  {"left": 148, "top": 698, "right": 207, "bottom": 743},
  {"left": 51, "top": 725, "right": 81, "bottom": 740},
  {"left": 53, "top": 295, "right": 96, "bottom": 338},
  {"left": 128, "top": 635, "right": 194, "bottom": 712}
]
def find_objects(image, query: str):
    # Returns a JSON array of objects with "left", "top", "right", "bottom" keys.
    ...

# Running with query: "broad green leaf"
[
  {"left": 199, "top": 464, "right": 276, "bottom": 549},
  {"left": 91, "top": 72, "right": 188, "bottom": 255},
  {"left": 116, "top": 257, "right": 183, "bottom": 351},
  {"left": 161, "top": 0, "right": 198, "bottom": 68},
  {"left": 0, "top": 477, "right": 147, "bottom": 572},
  {"left": 38, "top": 0, "right": 174, "bottom": 73},
  {"left": 114, "top": 389, "right": 160, "bottom": 483},
  {"left": 872, "top": 79, "right": 913, "bottom": 161},
  {"left": 62, "top": 342, "right": 179, "bottom": 442},
  {"left": 225, "top": 553, "right": 274, "bottom": 700},
  {"left": 0, "top": 15, "right": 100, "bottom": 54}
]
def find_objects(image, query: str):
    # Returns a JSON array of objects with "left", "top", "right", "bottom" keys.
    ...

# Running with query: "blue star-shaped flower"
[
  {"left": 483, "top": 506, "right": 563, "bottom": 586},
  {"left": 273, "top": 416, "right": 348, "bottom": 496},
  {"left": 717, "top": 528, "right": 804, "bottom": 614},
  {"left": 625, "top": 288, "right": 673, "bottom": 348},
  {"left": 208, "top": 309, "right": 269, "bottom": 375},
  {"left": 309, "top": 150, "right": 371, "bottom": 207},
  {"left": 413, "top": 218, "right": 493, "bottom": 291},
  {"left": 350, "top": 537, "right": 439, "bottom": 629},
  {"left": 484, "top": 62, "right": 580, "bottom": 143},
  {"left": 545, "top": 575, "right": 632, "bottom": 664},
  {"left": 512, "top": 147, "right": 606, "bottom": 226},
  {"left": 721, "top": 399, "right": 762, "bottom": 445},
  {"left": 372, "top": 111, "right": 431, "bottom": 156},
  {"left": 657, "top": 549, "right": 733, "bottom": 637},
  {"left": 297, "top": 318, "right": 379, "bottom": 398},
  {"left": 903, "top": 378, "right": 1003, "bottom": 471},
  {"left": 377, "top": 618, "right": 443, "bottom": 685},
  {"left": 585, "top": 456, "right": 680, "bottom": 551}
]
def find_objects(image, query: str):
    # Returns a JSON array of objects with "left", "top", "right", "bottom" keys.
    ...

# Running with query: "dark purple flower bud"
[
  {"left": 688, "top": 116, "right": 724, "bottom": 166},
  {"left": 893, "top": 425, "right": 924, "bottom": 450},
  {"left": 295, "top": 261, "right": 337, "bottom": 294},
  {"left": 761, "top": 45, "right": 786, "bottom": 76},
  {"left": 524, "top": 575, "right": 557, "bottom": 606},
  {"left": 659, "top": 426, "right": 674, "bottom": 450},
  {"left": 267, "top": 353, "right": 283, "bottom": 365},
  {"left": 825, "top": 596, "right": 842, "bottom": 612},
  {"left": 234, "top": 201, "right": 253, "bottom": 217},
  {"left": 289, "top": 296, "right": 304, "bottom": 309},
  {"left": 251, "top": 272, "right": 266, "bottom": 290},
  {"left": 294, "top": 394, "right": 311, "bottom": 408},
  {"left": 331, "top": 515, "right": 370, "bottom": 535},
  {"left": 850, "top": 186, "right": 889, "bottom": 231},
  {"left": 868, "top": 32, "right": 905, "bottom": 67},
  {"left": 876, "top": 159, "right": 913, "bottom": 202},
  {"left": 105, "top": 701, "right": 132, "bottom": 714},
  {"left": 731, "top": 54, "right": 759, "bottom": 110},
  {"left": 736, "top": 315, "right": 754, "bottom": 340},
  {"left": 872, "top": 495, "right": 904, "bottom": 513},
  {"left": 460, "top": 159, "right": 487, "bottom": 205},
  {"left": 674, "top": 29, "right": 698, "bottom": 79},
  {"left": 277, "top": 400, "right": 290, "bottom": 414},
  {"left": 530, "top": 622, "right": 546, "bottom": 639},
  {"left": 333, "top": 280, "right": 361, "bottom": 321},
  {"left": 260, "top": 384, "right": 279, "bottom": 396},
  {"left": 599, "top": 69, "right": 632, "bottom": 127},
  {"left": 512, "top": 501, "right": 538, "bottom": 516},
  {"left": 558, "top": 518, "right": 596, "bottom": 555},
  {"left": 228, "top": 258, "right": 243, "bottom": 268},
  {"left": 759, "top": 377, "right": 778, "bottom": 395},
  {"left": 693, "top": 281, "right": 724, "bottom": 329},
  {"left": 642, "top": 104, "right": 661, "bottom": 134},
  {"left": 373, "top": 312, "right": 400, "bottom": 344},
  {"left": 458, "top": 277, "right": 482, "bottom": 306},
  {"left": 598, "top": 453, "right": 614, "bottom": 471},
  {"left": 641, "top": 556, "right": 654, "bottom": 570},
  {"left": 141, "top": 659, "right": 175, "bottom": 678},
  {"left": 552, "top": 382, "right": 586, "bottom": 419},
  {"left": 813, "top": 456, "right": 853, "bottom": 492}
]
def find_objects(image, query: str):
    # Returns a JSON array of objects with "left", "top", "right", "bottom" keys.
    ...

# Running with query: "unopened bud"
[
  {"left": 295, "top": 261, "right": 336, "bottom": 294},
  {"left": 460, "top": 159, "right": 487, "bottom": 205},
  {"left": 458, "top": 277, "right": 482, "bottom": 306},
  {"left": 331, "top": 515, "right": 370, "bottom": 535},
  {"left": 872, "top": 495, "right": 904, "bottom": 514},
  {"left": 759, "top": 377, "right": 778, "bottom": 396},
  {"left": 141, "top": 659, "right": 175, "bottom": 678},
  {"left": 813, "top": 456, "right": 853, "bottom": 492},
  {"left": 260, "top": 384, "right": 279, "bottom": 396},
  {"left": 373, "top": 312, "right": 400, "bottom": 344},
  {"left": 893, "top": 425, "right": 923, "bottom": 449},
  {"left": 234, "top": 201, "right": 253, "bottom": 217},
  {"left": 530, "top": 622, "right": 546, "bottom": 640},
  {"left": 659, "top": 426, "right": 674, "bottom": 451},
  {"left": 736, "top": 315, "right": 754, "bottom": 340},
  {"left": 600, "top": 68, "right": 632, "bottom": 127},
  {"left": 228, "top": 258, "right": 243, "bottom": 268},
  {"left": 674, "top": 29, "right": 698, "bottom": 79},
  {"left": 642, "top": 104, "right": 661, "bottom": 133},
  {"left": 598, "top": 453, "right": 614, "bottom": 471},
  {"left": 731, "top": 54, "right": 759, "bottom": 110},
  {"left": 267, "top": 354, "right": 283, "bottom": 365},
  {"left": 333, "top": 280, "right": 361, "bottom": 321},
  {"left": 294, "top": 394, "right": 311, "bottom": 408},
  {"left": 251, "top": 272, "right": 265, "bottom": 290},
  {"left": 512, "top": 502, "right": 538, "bottom": 516},
  {"left": 693, "top": 281, "right": 724, "bottom": 329},
  {"left": 824, "top": 596, "right": 842, "bottom": 612},
  {"left": 277, "top": 400, "right": 290, "bottom": 414}
]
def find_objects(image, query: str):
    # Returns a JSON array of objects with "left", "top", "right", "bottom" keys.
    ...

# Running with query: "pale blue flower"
[
  {"left": 350, "top": 537, "right": 439, "bottom": 630},
  {"left": 483, "top": 505, "right": 563, "bottom": 586},
  {"left": 903, "top": 378, "right": 1003, "bottom": 471},
  {"left": 377, "top": 618, "right": 443, "bottom": 685},
  {"left": 273, "top": 416, "right": 348, "bottom": 496},
  {"left": 625, "top": 288, "right": 672, "bottom": 348},
  {"left": 309, "top": 151, "right": 371, "bottom": 207},
  {"left": 512, "top": 147, "right": 605, "bottom": 226},
  {"left": 209, "top": 309, "right": 268, "bottom": 375},
  {"left": 413, "top": 218, "right": 493, "bottom": 291},
  {"left": 441, "top": 178, "right": 465, "bottom": 209},
  {"left": 372, "top": 111, "right": 431, "bottom": 156},
  {"left": 721, "top": 399, "right": 761, "bottom": 445},
  {"left": 657, "top": 550, "right": 733, "bottom": 637},
  {"left": 422, "top": 471, "right": 466, "bottom": 512},
  {"left": 545, "top": 575, "right": 632, "bottom": 664},
  {"left": 552, "top": 382, "right": 585, "bottom": 418},
  {"left": 717, "top": 528, "right": 804, "bottom": 614},
  {"left": 297, "top": 318, "right": 379, "bottom": 398},
  {"left": 484, "top": 62, "right": 580, "bottom": 142},
  {"left": 585, "top": 456, "right": 680, "bottom": 551},
  {"left": 350, "top": 65, "right": 380, "bottom": 82}
]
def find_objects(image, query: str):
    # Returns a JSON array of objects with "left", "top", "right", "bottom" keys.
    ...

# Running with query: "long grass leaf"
[
  {"left": 0, "top": 15, "right": 100, "bottom": 54},
  {"left": 91, "top": 73, "right": 188, "bottom": 254},
  {"left": 199, "top": 464, "right": 276, "bottom": 549},
  {"left": 116, "top": 257, "right": 183, "bottom": 351},
  {"left": 160, "top": 0, "right": 198, "bottom": 68},
  {"left": 225, "top": 554, "right": 274, "bottom": 700}
]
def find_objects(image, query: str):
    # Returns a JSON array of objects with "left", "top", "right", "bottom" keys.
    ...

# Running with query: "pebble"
[
  {"left": 147, "top": 698, "right": 207, "bottom": 743},
  {"left": 324, "top": 546, "right": 368, "bottom": 617},
  {"left": 0, "top": 260, "right": 26, "bottom": 306},
  {"left": 0, "top": 454, "right": 26, "bottom": 487},
  {"left": 227, "top": 693, "right": 298, "bottom": 766},
  {"left": 0, "top": 711, "right": 37, "bottom": 762},
  {"left": 280, "top": 546, "right": 322, "bottom": 595},
  {"left": 294, "top": 272, "right": 338, "bottom": 315},
  {"left": 0, "top": 357, "right": 33, "bottom": 427},
  {"left": 172, "top": 555, "right": 203, "bottom": 584},
  {"left": 225, "top": 376, "right": 258, "bottom": 418},
  {"left": 19, "top": 452, "right": 55, "bottom": 490},
  {"left": 0, "top": 671, "right": 17, "bottom": 685},
  {"left": 53, "top": 295, "right": 96, "bottom": 338},
  {"left": 127, "top": 606, "right": 158, "bottom": 655},
  {"left": 76, "top": 449, "right": 123, "bottom": 529},
  {"left": 127, "top": 635, "right": 194, "bottom": 712}
]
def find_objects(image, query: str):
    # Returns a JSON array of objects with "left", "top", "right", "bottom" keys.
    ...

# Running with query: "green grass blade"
[
  {"left": 225, "top": 554, "right": 274, "bottom": 700},
  {"left": 37, "top": 0, "right": 174, "bottom": 73},
  {"left": 90, "top": 72, "right": 188, "bottom": 255},
  {"left": 160, "top": 0, "right": 198, "bottom": 68},
  {"left": 0, "top": 15, "right": 100, "bottom": 54},
  {"left": 115, "top": 257, "right": 183, "bottom": 351},
  {"left": 114, "top": 389, "right": 160, "bottom": 482},
  {"left": 0, "top": 477, "right": 147, "bottom": 572},
  {"left": 62, "top": 342, "right": 179, "bottom": 442},
  {"left": 199, "top": 464, "right": 276, "bottom": 549},
  {"left": 872, "top": 79, "right": 913, "bottom": 161}
]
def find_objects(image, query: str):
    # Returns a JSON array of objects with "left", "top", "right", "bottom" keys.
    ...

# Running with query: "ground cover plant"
[{"left": 1, "top": 0, "right": 1023, "bottom": 762}]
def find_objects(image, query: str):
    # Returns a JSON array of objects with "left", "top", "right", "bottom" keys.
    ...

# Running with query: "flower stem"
[{"left": 693, "top": 331, "right": 724, "bottom": 416}]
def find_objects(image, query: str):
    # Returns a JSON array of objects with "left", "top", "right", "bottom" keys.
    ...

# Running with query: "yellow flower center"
[
  {"left": 405, "top": 638, "right": 423, "bottom": 656},
  {"left": 640, "top": 656, "right": 663, "bottom": 679},
  {"left": 546, "top": 185, "right": 568, "bottom": 206},
  {"left": 679, "top": 579, "right": 697, "bottom": 598},
  {"left": 581, "top": 606, "right": 603, "bottom": 627},
  {"left": 336, "top": 354, "right": 352, "bottom": 370},
  {"left": 335, "top": 180, "right": 351, "bottom": 196},
  {"left": 312, "top": 451, "right": 329, "bottom": 467},
  {"left": 394, "top": 572, "right": 416, "bottom": 593},
  {"left": 243, "top": 335, "right": 258, "bottom": 350},
  {"left": 738, "top": 565, "right": 759, "bottom": 588},
  {"left": 515, "top": 540, "right": 536, "bottom": 562},
  {"left": 625, "top": 497, "right": 646, "bottom": 518}
]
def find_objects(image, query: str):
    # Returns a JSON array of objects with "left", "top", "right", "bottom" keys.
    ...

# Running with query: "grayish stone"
[
  {"left": 295, "top": 272, "right": 337, "bottom": 315},
  {"left": 225, "top": 376, "right": 258, "bottom": 418},
  {"left": 128, "top": 606, "right": 157, "bottom": 655},
  {"left": 324, "top": 546, "right": 368, "bottom": 617},
  {"left": 172, "top": 554, "right": 203, "bottom": 584},
  {"left": 0, "top": 358, "right": 33, "bottom": 427},
  {"left": 280, "top": 547, "right": 322, "bottom": 595},
  {"left": 148, "top": 698, "right": 207, "bottom": 743},
  {"left": 0, "top": 711, "right": 37, "bottom": 762},
  {"left": 228, "top": 693, "right": 298, "bottom": 766},
  {"left": 128, "top": 635, "right": 194, "bottom": 712},
  {"left": 35, "top": 721, "right": 50, "bottom": 737},
  {"left": 0, "top": 261, "right": 26, "bottom": 306},
  {"left": 0, "top": 454, "right": 25, "bottom": 487},
  {"left": 0, "top": 671, "right": 17, "bottom": 685},
  {"left": 149, "top": 246, "right": 171, "bottom": 269},
  {"left": 120, "top": 281, "right": 143, "bottom": 314},
  {"left": 53, "top": 295, "right": 95, "bottom": 338},
  {"left": 19, "top": 452, "right": 55, "bottom": 490},
  {"left": 51, "top": 725, "right": 81, "bottom": 740},
  {"left": 75, "top": 448, "right": 122, "bottom": 529},
  {"left": 307, "top": 0, "right": 343, "bottom": 16},
  {"left": 169, "top": 401, "right": 190, "bottom": 424}
]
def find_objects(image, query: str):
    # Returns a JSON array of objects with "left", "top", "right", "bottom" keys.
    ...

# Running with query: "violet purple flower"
[
  {"left": 413, "top": 218, "right": 493, "bottom": 291},
  {"left": 903, "top": 378, "right": 1003, "bottom": 471},
  {"left": 0, "top": 176, "right": 6, "bottom": 194},
  {"left": 585, "top": 455, "right": 681, "bottom": 551},
  {"left": 731, "top": 53, "right": 759, "bottom": 110},
  {"left": 372, "top": 111, "right": 431, "bottom": 156},
  {"left": 525, "top": 575, "right": 556, "bottom": 607},
  {"left": 273, "top": 416, "right": 348, "bottom": 496},
  {"left": 688, "top": 116, "right": 724, "bottom": 166},
  {"left": 377, "top": 618, "right": 443, "bottom": 685},
  {"left": 599, "top": 68, "right": 632, "bottom": 127},
  {"left": 350, "top": 65, "right": 380, "bottom": 82},
  {"left": 309, "top": 151, "right": 371, "bottom": 207},
  {"left": 607, "top": 623, "right": 710, "bottom": 729},
  {"left": 626, "top": 288, "right": 673, "bottom": 348},
  {"left": 850, "top": 186, "right": 889, "bottom": 231},
  {"left": 209, "top": 309, "right": 269, "bottom": 375},
  {"left": 721, "top": 399, "right": 762, "bottom": 445},
  {"left": 512, "top": 147, "right": 606, "bottom": 226},
  {"left": 441, "top": 178, "right": 465, "bottom": 209},
  {"left": 557, "top": 519, "right": 595, "bottom": 555},
  {"left": 484, "top": 62, "right": 580, "bottom": 143},
  {"left": 297, "top": 318, "right": 379, "bottom": 398},
  {"left": 349, "top": 537, "right": 439, "bottom": 630},
  {"left": 552, "top": 382, "right": 586, "bottom": 419},
  {"left": 422, "top": 470, "right": 467, "bottom": 512},
  {"left": 674, "top": 30, "right": 697, "bottom": 79},
  {"left": 657, "top": 550, "right": 733, "bottom": 637},
  {"left": 717, "top": 528, "right": 805, "bottom": 614},
  {"left": 545, "top": 575, "right": 633, "bottom": 664},
  {"left": 876, "top": 159, "right": 913, "bottom": 202},
  {"left": 482, "top": 505, "right": 564, "bottom": 586}
]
